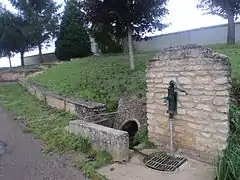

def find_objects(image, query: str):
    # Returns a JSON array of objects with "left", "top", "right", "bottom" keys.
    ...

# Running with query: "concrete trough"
[{"left": 68, "top": 120, "right": 129, "bottom": 162}]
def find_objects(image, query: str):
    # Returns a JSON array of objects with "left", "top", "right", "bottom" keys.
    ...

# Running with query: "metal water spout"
[{"left": 163, "top": 80, "right": 187, "bottom": 156}]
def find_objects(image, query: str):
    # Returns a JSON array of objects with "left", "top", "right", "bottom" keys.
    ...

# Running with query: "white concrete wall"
[
  {"left": 24, "top": 53, "right": 58, "bottom": 66},
  {"left": 134, "top": 22, "right": 240, "bottom": 52}
]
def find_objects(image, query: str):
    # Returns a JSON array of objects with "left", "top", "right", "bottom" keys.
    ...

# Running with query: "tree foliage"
[
  {"left": 92, "top": 25, "right": 123, "bottom": 54},
  {"left": 198, "top": 0, "right": 240, "bottom": 44},
  {"left": 0, "top": 10, "right": 35, "bottom": 66},
  {"left": 55, "top": 0, "right": 92, "bottom": 60},
  {"left": 84, "top": 0, "right": 168, "bottom": 39},
  {"left": 83, "top": 0, "right": 168, "bottom": 71},
  {"left": 10, "top": 0, "right": 60, "bottom": 61}
]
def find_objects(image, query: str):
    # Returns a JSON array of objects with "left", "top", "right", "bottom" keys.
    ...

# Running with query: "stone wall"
[
  {"left": 18, "top": 80, "right": 108, "bottom": 121},
  {"left": 0, "top": 69, "right": 41, "bottom": 82},
  {"left": 146, "top": 44, "right": 231, "bottom": 164},
  {"left": 113, "top": 96, "right": 147, "bottom": 131},
  {"left": 68, "top": 120, "right": 129, "bottom": 162}
]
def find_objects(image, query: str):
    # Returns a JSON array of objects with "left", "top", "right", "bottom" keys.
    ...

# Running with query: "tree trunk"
[
  {"left": 8, "top": 55, "right": 12, "bottom": 68},
  {"left": 127, "top": 23, "right": 135, "bottom": 71},
  {"left": 227, "top": 13, "right": 235, "bottom": 44},
  {"left": 38, "top": 43, "right": 45, "bottom": 63},
  {"left": 123, "top": 37, "right": 128, "bottom": 54},
  {"left": 20, "top": 50, "right": 25, "bottom": 66}
]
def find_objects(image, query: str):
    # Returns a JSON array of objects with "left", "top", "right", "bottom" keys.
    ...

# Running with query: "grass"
[
  {"left": 212, "top": 44, "right": 240, "bottom": 180},
  {"left": 75, "top": 150, "right": 112, "bottom": 180},
  {"left": 0, "top": 84, "right": 111, "bottom": 179},
  {"left": 209, "top": 43, "right": 240, "bottom": 79},
  {"left": 28, "top": 53, "right": 154, "bottom": 111},
  {"left": 216, "top": 105, "right": 240, "bottom": 180}
]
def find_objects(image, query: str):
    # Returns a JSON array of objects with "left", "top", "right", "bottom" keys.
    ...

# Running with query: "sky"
[{"left": 0, "top": 0, "right": 226, "bottom": 67}]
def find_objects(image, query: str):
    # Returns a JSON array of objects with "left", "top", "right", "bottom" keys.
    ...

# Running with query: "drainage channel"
[{"left": 121, "top": 121, "right": 139, "bottom": 149}]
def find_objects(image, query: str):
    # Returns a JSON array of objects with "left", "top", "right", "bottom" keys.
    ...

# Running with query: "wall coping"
[
  {"left": 70, "top": 120, "right": 126, "bottom": 135},
  {"left": 137, "top": 21, "right": 240, "bottom": 40},
  {"left": 0, "top": 68, "right": 42, "bottom": 73},
  {"left": 151, "top": 44, "right": 230, "bottom": 65}
]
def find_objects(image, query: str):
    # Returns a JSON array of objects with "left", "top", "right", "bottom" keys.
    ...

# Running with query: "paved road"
[{"left": 0, "top": 106, "right": 88, "bottom": 180}]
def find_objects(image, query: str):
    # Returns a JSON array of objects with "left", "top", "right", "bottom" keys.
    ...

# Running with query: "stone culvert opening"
[{"left": 121, "top": 121, "right": 139, "bottom": 149}]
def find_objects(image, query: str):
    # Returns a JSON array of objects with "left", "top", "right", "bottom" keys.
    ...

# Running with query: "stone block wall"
[
  {"left": 18, "top": 80, "right": 108, "bottom": 122},
  {"left": 146, "top": 45, "right": 231, "bottom": 164},
  {"left": 113, "top": 96, "right": 147, "bottom": 130},
  {"left": 69, "top": 120, "right": 129, "bottom": 162},
  {"left": 0, "top": 69, "right": 42, "bottom": 82}
]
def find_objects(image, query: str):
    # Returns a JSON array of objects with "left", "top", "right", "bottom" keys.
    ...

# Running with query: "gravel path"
[{"left": 0, "top": 106, "right": 88, "bottom": 180}]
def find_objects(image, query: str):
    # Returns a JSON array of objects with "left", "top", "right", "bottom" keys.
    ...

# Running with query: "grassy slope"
[
  {"left": 29, "top": 53, "right": 154, "bottom": 111},
  {"left": 0, "top": 84, "right": 111, "bottom": 180}
]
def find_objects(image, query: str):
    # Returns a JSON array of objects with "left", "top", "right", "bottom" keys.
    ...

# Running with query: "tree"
[
  {"left": 0, "top": 3, "right": 3, "bottom": 13},
  {"left": 83, "top": 0, "right": 168, "bottom": 71},
  {"left": 10, "top": 0, "right": 60, "bottom": 62},
  {"left": 55, "top": 0, "right": 92, "bottom": 60},
  {"left": 198, "top": 0, "right": 240, "bottom": 44},
  {"left": 0, "top": 12, "right": 14, "bottom": 68},
  {"left": 0, "top": 10, "right": 35, "bottom": 66},
  {"left": 15, "top": 18, "right": 36, "bottom": 66},
  {"left": 0, "top": 10, "right": 22, "bottom": 67}
]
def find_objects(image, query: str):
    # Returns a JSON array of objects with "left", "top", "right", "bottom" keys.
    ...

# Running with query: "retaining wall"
[{"left": 18, "top": 79, "right": 108, "bottom": 121}]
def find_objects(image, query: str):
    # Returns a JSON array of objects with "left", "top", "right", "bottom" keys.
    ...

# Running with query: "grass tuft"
[{"left": 135, "top": 126, "right": 155, "bottom": 149}]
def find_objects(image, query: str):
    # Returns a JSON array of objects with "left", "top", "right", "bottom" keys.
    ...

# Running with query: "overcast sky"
[{"left": 0, "top": 0, "right": 226, "bottom": 67}]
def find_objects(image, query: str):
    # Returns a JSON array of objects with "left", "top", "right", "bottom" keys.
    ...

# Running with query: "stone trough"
[{"left": 68, "top": 120, "right": 129, "bottom": 162}]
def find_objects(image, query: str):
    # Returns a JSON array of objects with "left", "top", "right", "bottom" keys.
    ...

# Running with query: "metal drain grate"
[{"left": 144, "top": 154, "right": 187, "bottom": 172}]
